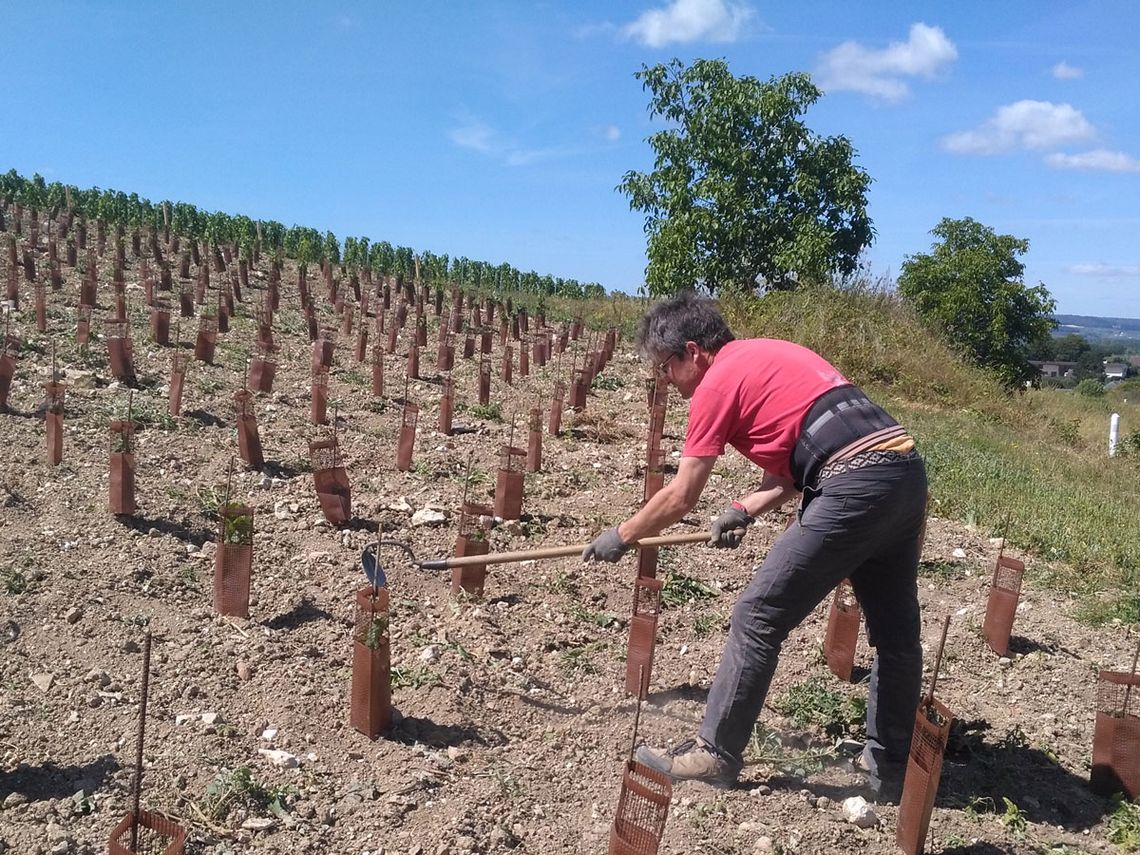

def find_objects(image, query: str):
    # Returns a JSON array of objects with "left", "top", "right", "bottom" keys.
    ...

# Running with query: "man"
[{"left": 582, "top": 292, "right": 927, "bottom": 796}]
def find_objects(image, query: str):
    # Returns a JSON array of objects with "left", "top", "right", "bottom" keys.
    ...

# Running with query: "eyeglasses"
[{"left": 655, "top": 353, "right": 678, "bottom": 376}]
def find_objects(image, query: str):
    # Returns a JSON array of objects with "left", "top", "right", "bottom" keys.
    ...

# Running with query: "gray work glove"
[
  {"left": 581, "top": 527, "right": 630, "bottom": 563},
  {"left": 709, "top": 505, "right": 755, "bottom": 549}
]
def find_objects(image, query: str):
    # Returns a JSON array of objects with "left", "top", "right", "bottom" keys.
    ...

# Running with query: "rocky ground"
[{"left": 1, "top": 220, "right": 1138, "bottom": 855}]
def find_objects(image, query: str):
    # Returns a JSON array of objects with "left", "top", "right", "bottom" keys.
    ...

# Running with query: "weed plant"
[
  {"left": 196, "top": 766, "right": 294, "bottom": 822},
  {"left": 1108, "top": 796, "right": 1140, "bottom": 852},
  {"left": 661, "top": 572, "right": 719, "bottom": 608},
  {"left": 772, "top": 675, "right": 866, "bottom": 738}
]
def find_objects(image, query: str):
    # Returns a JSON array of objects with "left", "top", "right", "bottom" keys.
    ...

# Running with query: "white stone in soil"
[
  {"left": 952, "top": 548, "right": 968, "bottom": 559},
  {"left": 841, "top": 796, "right": 879, "bottom": 828},
  {"left": 258, "top": 748, "right": 299, "bottom": 769},
  {"left": 30, "top": 673, "right": 54, "bottom": 692}
]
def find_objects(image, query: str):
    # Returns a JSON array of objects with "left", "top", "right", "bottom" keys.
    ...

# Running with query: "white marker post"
[{"left": 1109, "top": 412, "right": 1120, "bottom": 457}]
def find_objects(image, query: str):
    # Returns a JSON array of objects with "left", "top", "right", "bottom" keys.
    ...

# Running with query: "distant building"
[
  {"left": 1031, "top": 360, "right": 1079, "bottom": 378},
  {"left": 1104, "top": 361, "right": 1131, "bottom": 379}
]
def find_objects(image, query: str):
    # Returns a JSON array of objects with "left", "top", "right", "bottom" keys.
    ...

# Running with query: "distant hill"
[{"left": 1053, "top": 313, "right": 1140, "bottom": 345}]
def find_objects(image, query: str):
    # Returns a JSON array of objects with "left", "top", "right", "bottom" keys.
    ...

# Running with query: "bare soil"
[{"left": 1, "top": 219, "right": 1136, "bottom": 855}]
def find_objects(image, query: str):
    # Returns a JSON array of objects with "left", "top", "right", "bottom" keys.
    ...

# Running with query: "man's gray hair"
[{"left": 635, "top": 292, "right": 735, "bottom": 360}]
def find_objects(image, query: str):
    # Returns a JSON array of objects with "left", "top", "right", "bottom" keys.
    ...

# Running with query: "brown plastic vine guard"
[
  {"left": 168, "top": 351, "right": 188, "bottom": 417},
  {"left": 351, "top": 585, "right": 392, "bottom": 738},
  {"left": 214, "top": 504, "right": 253, "bottom": 619},
  {"left": 625, "top": 576, "right": 664, "bottom": 699},
  {"left": 108, "top": 810, "right": 186, "bottom": 855},
  {"left": 439, "top": 377, "right": 454, "bottom": 436},
  {"left": 76, "top": 304, "right": 92, "bottom": 346},
  {"left": 354, "top": 325, "right": 368, "bottom": 363},
  {"left": 34, "top": 282, "right": 47, "bottom": 332},
  {"left": 451, "top": 502, "right": 493, "bottom": 597},
  {"left": 249, "top": 346, "right": 276, "bottom": 394},
  {"left": 570, "top": 369, "right": 588, "bottom": 413},
  {"left": 311, "top": 367, "right": 329, "bottom": 425},
  {"left": 526, "top": 407, "right": 542, "bottom": 472},
  {"left": 478, "top": 360, "right": 491, "bottom": 406},
  {"left": 983, "top": 554, "right": 1025, "bottom": 657},
  {"left": 310, "top": 436, "right": 352, "bottom": 525},
  {"left": 501, "top": 345, "right": 513, "bottom": 384},
  {"left": 406, "top": 344, "right": 420, "bottom": 380},
  {"left": 897, "top": 616, "right": 954, "bottom": 855},
  {"left": 0, "top": 334, "right": 18, "bottom": 410},
  {"left": 150, "top": 301, "right": 171, "bottom": 345},
  {"left": 396, "top": 402, "right": 419, "bottom": 472},
  {"left": 233, "top": 391, "right": 264, "bottom": 469},
  {"left": 548, "top": 381, "right": 565, "bottom": 436},
  {"left": 824, "top": 579, "right": 861, "bottom": 682},
  {"left": 45, "top": 381, "right": 65, "bottom": 465},
  {"left": 494, "top": 445, "right": 527, "bottom": 520},
  {"left": 106, "top": 318, "right": 136, "bottom": 383},
  {"left": 436, "top": 333, "right": 454, "bottom": 372},
  {"left": 193, "top": 314, "right": 217, "bottom": 364},
  {"left": 109, "top": 420, "right": 136, "bottom": 516},
  {"left": 609, "top": 760, "right": 672, "bottom": 854},
  {"left": 1090, "top": 650, "right": 1140, "bottom": 799},
  {"left": 371, "top": 343, "right": 385, "bottom": 397}
]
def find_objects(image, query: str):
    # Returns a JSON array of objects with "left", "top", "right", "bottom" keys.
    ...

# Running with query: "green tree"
[
  {"left": 898, "top": 217, "right": 1056, "bottom": 388},
  {"left": 618, "top": 59, "right": 873, "bottom": 295}
]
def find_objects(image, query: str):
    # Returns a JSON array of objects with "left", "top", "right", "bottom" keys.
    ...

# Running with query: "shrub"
[{"left": 1076, "top": 378, "right": 1105, "bottom": 397}]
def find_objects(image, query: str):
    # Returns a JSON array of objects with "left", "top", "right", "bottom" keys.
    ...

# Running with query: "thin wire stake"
[
  {"left": 927, "top": 615, "right": 951, "bottom": 705},
  {"left": 629, "top": 665, "right": 645, "bottom": 761},
  {"left": 223, "top": 456, "right": 234, "bottom": 507},
  {"left": 129, "top": 631, "right": 153, "bottom": 851},
  {"left": 126, "top": 390, "right": 134, "bottom": 454},
  {"left": 998, "top": 510, "right": 1013, "bottom": 559},
  {"left": 1123, "top": 639, "right": 1140, "bottom": 717}
]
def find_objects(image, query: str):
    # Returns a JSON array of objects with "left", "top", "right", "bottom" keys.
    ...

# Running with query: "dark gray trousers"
[{"left": 698, "top": 455, "right": 927, "bottom": 775}]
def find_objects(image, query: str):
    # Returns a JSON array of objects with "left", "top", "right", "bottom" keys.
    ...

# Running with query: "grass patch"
[
  {"left": 468, "top": 402, "right": 502, "bottom": 421},
  {"left": 558, "top": 641, "right": 608, "bottom": 675},
  {"left": 899, "top": 403, "right": 1140, "bottom": 593},
  {"left": 661, "top": 572, "right": 719, "bottom": 608},
  {"left": 391, "top": 665, "right": 443, "bottom": 689},
  {"left": 2, "top": 567, "right": 30, "bottom": 595},
  {"left": 771, "top": 675, "right": 866, "bottom": 738},
  {"left": 746, "top": 722, "right": 836, "bottom": 777},
  {"left": 1108, "top": 796, "right": 1140, "bottom": 852},
  {"left": 570, "top": 602, "right": 621, "bottom": 629},
  {"left": 536, "top": 571, "right": 580, "bottom": 597},
  {"left": 693, "top": 612, "right": 724, "bottom": 638},
  {"left": 918, "top": 559, "right": 967, "bottom": 583},
  {"left": 338, "top": 368, "right": 367, "bottom": 386}
]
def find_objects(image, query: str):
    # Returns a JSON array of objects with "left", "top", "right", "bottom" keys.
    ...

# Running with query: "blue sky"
[{"left": 2, "top": 1, "right": 1138, "bottom": 317}]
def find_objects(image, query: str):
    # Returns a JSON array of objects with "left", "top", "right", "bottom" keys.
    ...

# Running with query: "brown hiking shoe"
[{"left": 634, "top": 738, "right": 741, "bottom": 786}]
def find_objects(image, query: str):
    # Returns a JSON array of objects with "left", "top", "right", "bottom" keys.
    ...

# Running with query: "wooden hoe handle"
[{"left": 418, "top": 530, "right": 713, "bottom": 571}]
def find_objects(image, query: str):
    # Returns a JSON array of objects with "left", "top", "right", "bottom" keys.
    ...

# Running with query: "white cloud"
[
  {"left": 623, "top": 0, "right": 754, "bottom": 47},
  {"left": 1045, "top": 149, "right": 1140, "bottom": 173},
  {"left": 448, "top": 120, "right": 497, "bottom": 154},
  {"left": 1052, "top": 61, "right": 1083, "bottom": 80},
  {"left": 604, "top": 125, "right": 621, "bottom": 142},
  {"left": 1068, "top": 263, "right": 1140, "bottom": 278},
  {"left": 449, "top": 116, "right": 585, "bottom": 167},
  {"left": 942, "top": 100, "right": 1096, "bottom": 155},
  {"left": 815, "top": 23, "right": 957, "bottom": 102}
]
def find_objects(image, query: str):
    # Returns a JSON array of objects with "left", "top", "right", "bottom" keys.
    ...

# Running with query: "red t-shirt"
[{"left": 683, "top": 339, "right": 848, "bottom": 480}]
